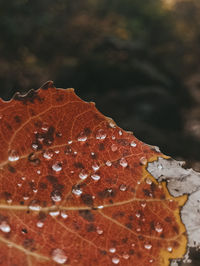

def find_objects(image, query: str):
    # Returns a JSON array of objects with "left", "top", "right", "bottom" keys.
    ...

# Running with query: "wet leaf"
[{"left": 0, "top": 81, "right": 187, "bottom": 265}]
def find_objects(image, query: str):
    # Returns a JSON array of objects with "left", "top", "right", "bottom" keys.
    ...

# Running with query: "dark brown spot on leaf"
[
  {"left": 79, "top": 210, "right": 94, "bottom": 222},
  {"left": 81, "top": 194, "right": 94, "bottom": 207}
]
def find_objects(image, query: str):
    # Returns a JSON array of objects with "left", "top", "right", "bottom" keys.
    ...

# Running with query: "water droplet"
[
  {"left": 122, "top": 253, "right": 129, "bottom": 260},
  {"left": 37, "top": 170, "right": 41, "bottom": 175},
  {"left": 112, "top": 257, "right": 120, "bottom": 264},
  {"left": 136, "top": 228, "right": 141, "bottom": 232},
  {"left": 51, "top": 248, "right": 68, "bottom": 264},
  {"left": 72, "top": 186, "right": 82, "bottom": 196},
  {"left": 79, "top": 170, "right": 88, "bottom": 180},
  {"left": 97, "top": 205, "right": 104, "bottom": 209},
  {"left": 37, "top": 221, "right": 44, "bottom": 228},
  {"left": 106, "top": 161, "right": 112, "bottom": 167},
  {"left": 51, "top": 190, "right": 62, "bottom": 202},
  {"left": 135, "top": 213, "right": 141, "bottom": 218},
  {"left": 21, "top": 176, "right": 26, "bottom": 181},
  {"left": 68, "top": 140, "right": 72, "bottom": 144},
  {"left": 167, "top": 247, "right": 173, "bottom": 252},
  {"left": 41, "top": 123, "right": 49, "bottom": 132},
  {"left": 8, "top": 150, "right": 19, "bottom": 162},
  {"left": 141, "top": 202, "right": 146, "bottom": 208},
  {"left": 55, "top": 150, "right": 60, "bottom": 154},
  {"left": 49, "top": 209, "right": 60, "bottom": 217},
  {"left": 0, "top": 221, "right": 11, "bottom": 233},
  {"left": 7, "top": 199, "right": 12, "bottom": 204},
  {"left": 32, "top": 143, "right": 39, "bottom": 150},
  {"left": 120, "top": 157, "right": 128, "bottom": 168},
  {"left": 118, "top": 130, "right": 122, "bottom": 136},
  {"left": 77, "top": 132, "right": 87, "bottom": 142},
  {"left": 96, "top": 129, "right": 107, "bottom": 140},
  {"left": 140, "top": 157, "right": 147, "bottom": 165},
  {"left": 111, "top": 144, "right": 118, "bottom": 152},
  {"left": 112, "top": 135, "right": 116, "bottom": 140},
  {"left": 109, "top": 247, "right": 116, "bottom": 253},
  {"left": 74, "top": 151, "right": 77, "bottom": 155},
  {"left": 130, "top": 141, "right": 137, "bottom": 147},
  {"left": 155, "top": 223, "right": 163, "bottom": 233},
  {"left": 91, "top": 174, "right": 101, "bottom": 181},
  {"left": 52, "top": 162, "right": 62, "bottom": 172},
  {"left": 96, "top": 226, "right": 103, "bottom": 235},
  {"left": 33, "top": 189, "right": 38, "bottom": 193},
  {"left": 137, "top": 181, "right": 141, "bottom": 184},
  {"left": 92, "top": 163, "right": 100, "bottom": 171},
  {"left": 119, "top": 184, "right": 127, "bottom": 192},
  {"left": 144, "top": 243, "right": 152, "bottom": 250},
  {"left": 149, "top": 259, "right": 154, "bottom": 263},
  {"left": 17, "top": 183, "right": 22, "bottom": 187},
  {"left": 146, "top": 178, "right": 152, "bottom": 185},
  {"left": 23, "top": 196, "right": 29, "bottom": 201},
  {"left": 61, "top": 211, "right": 68, "bottom": 219},
  {"left": 43, "top": 149, "right": 54, "bottom": 160},
  {"left": 28, "top": 201, "right": 41, "bottom": 211}
]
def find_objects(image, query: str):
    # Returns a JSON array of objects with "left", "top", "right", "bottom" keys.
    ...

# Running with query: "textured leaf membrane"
[{"left": 0, "top": 82, "right": 187, "bottom": 265}]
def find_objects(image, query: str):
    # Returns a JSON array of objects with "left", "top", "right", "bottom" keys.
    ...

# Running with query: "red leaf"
[{"left": 0, "top": 81, "right": 187, "bottom": 265}]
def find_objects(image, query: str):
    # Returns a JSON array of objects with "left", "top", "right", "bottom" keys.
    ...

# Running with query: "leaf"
[{"left": 0, "top": 81, "right": 187, "bottom": 266}]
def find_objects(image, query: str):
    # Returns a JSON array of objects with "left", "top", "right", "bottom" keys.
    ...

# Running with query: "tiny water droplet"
[
  {"left": 119, "top": 184, "right": 127, "bottom": 192},
  {"left": 141, "top": 202, "right": 146, "bottom": 208},
  {"left": 146, "top": 178, "right": 152, "bottom": 185},
  {"left": 61, "top": 211, "right": 68, "bottom": 219},
  {"left": 155, "top": 223, "right": 163, "bottom": 233},
  {"left": 111, "top": 144, "right": 118, "bottom": 152},
  {"left": 55, "top": 150, "right": 60, "bottom": 154},
  {"left": 17, "top": 183, "right": 22, "bottom": 187},
  {"left": 68, "top": 140, "right": 72, "bottom": 144},
  {"left": 51, "top": 248, "right": 68, "bottom": 264},
  {"left": 51, "top": 190, "right": 62, "bottom": 202},
  {"left": 0, "top": 221, "right": 11, "bottom": 233},
  {"left": 37, "top": 221, "right": 44, "bottom": 228},
  {"left": 8, "top": 150, "right": 19, "bottom": 162},
  {"left": 135, "top": 213, "right": 141, "bottom": 218},
  {"left": 37, "top": 170, "right": 41, "bottom": 175},
  {"left": 49, "top": 209, "right": 60, "bottom": 217},
  {"left": 167, "top": 247, "right": 173, "bottom": 252},
  {"left": 149, "top": 259, "right": 154, "bottom": 263},
  {"left": 21, "top": 176, "right": 26, "bottom": 181},
  {"left": 96, "top": 129, "right": 107, "bottom": 140},
  {"left": 96, "top": 226, "right": 103, "bottom": 235},
  {"left": 136, "top": 228, "right": 141, "bottom": 232},
  {"left": 137, "top": 181, "right": 141, "bottom": 184},
  {"left": 72, "top": 186, "right": 82, "bottom": 196},
  {"left": 120, "top": 157, "right": 128, "bottom": 168},
  {"left": 32, "top": 143, "right": 39, "bottom": 150},
  {"left": 122, "top": 253, "right": 129, "bottom": 260},
  {"left": 33, "top": 189, "right": 38, "bottom": 193},
  {"left": 144, "top": 243, "right": 152, "bottom": 250},
  {"left": 79, "top": 170, "right": 88, "bottom": 180},
  {"left": 28, "top": 201, "right": 41, "bottom": 211},
  {"left": 112, "top": 257, "right": 120, "bottom": 264},
  {"left": 112, "top": 135, "right": 116, "bottom": 140},
  {"left": 23, "top": 196, "right": 29, "bottom": 201},
  {"left": 43, "top": 149, "right": 54, "bottom": 160},
  {"left": 130, "top": 141, "right": 137, "bottom": 147},
  {"left": 140, "top": 157, "right": 147, "bottom": 165},
  {"left": 118, "top": 130, "right": 122, "bottom": 136},
  {"left": 109, "top": 247, "right": 116, "bottom": 253},
  {"left": 92, "top": 163, "right": 100, "bottom": 171},
  {"left": 106, "top": 161, "right": 112, "bottom": 167},
  {"left": 41, "top": 123, "right": 49, "bottom": 132},
  {"left": 77, "top": 132, "right": 87, "bottom": 142},
  {"left": 91, "top": 174, "right": 101, "bottom": 181},
  {"left": 52, "top": 162, "right": 62, "bottom": 172},
  {"left": 97, "top": 205, "right": 104, "bottom": 209}
]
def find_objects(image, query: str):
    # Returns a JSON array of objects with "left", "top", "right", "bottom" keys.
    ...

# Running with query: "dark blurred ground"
[{"left": 0, "top": 0, "right": 200, "bottom": 265}]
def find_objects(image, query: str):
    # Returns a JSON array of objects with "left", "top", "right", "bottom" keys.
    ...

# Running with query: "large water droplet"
[
  {"left": 112, "top": 257, "right": 120, "bottom": 264},
  {"left": 72, "top": 186, "right": 82, "bottom": 196},
  {"left": 92, "top": 163, "right": 100, "bottom": 171},
  {"left": 144, "top": 243, "right": 152, "bottom": 250},
  {"left": 43, "top": 150, "right": 54, "bottom": 160},
  {"left": 0, "top": 221, "right": 11, "bottom": 233},
  {"left": 91, "top": 174, "right": 101, "bottom": 181},
  {"left": 109, "top": 247, "right": 116, "bottom": 253},
  {"left": 96, "top": 129, "right": 107, "bottom": 140},
  {"left": 79, "top": 170, "right": 88, "bottom": 180},
  {"left": 52, "top": 162, "right": 62, "bottom": 172},
  {"left": 51, "top": 190, "right": 62, "bottom": 202},
  {"left": 130, "top": 141, "right": 137, "bottom": 147},
  {"left": 111, "top": 144, "right": 118, "bottom": 152},
  {"left": 119, "top": 184, "right": 127, "bottom": 192},
  {"left": 8, "top": 150, "right": 19, "bottom": 162},
  {"left": 51, "top": 248, "right": 68, "bottom": 264},
  {"left": 120, "top": 157, "right": 128, "bottom": 168}
]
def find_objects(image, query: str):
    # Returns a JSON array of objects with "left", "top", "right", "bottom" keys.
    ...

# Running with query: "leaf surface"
[{"left": 0, "top": 82, "right": 187, "bottom": 265}]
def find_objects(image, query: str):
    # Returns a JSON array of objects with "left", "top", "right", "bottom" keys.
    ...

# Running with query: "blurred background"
[{"left": 0, "top": 0, "right": 200, "bottom": 264}]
